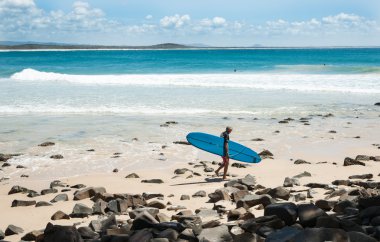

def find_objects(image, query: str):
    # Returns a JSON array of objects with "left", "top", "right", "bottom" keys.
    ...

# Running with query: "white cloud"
[
  {"left": 160, "top": 14, "right": 190, "bottom": 28},
  {"left": 145, "top": 14, "right": 153, "bottom": 20}
]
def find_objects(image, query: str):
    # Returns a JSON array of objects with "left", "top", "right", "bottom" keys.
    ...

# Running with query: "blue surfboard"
[{"left": 186, "top": 132, "right": 261, "bottom": 163}]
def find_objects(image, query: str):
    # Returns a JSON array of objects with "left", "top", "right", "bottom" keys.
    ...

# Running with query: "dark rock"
[
  {"left": 141, "top": 179, "right": 164, "bottom": 184},
  {"left": 11, "top": 199, "right": 36, "bottom": 207},
  {"left": 173, "top": 141, "right": 190, "bottom": 145},
  {"left": 42, "top": 222, "right": 83, "bottom": 242},
  {"left": 204, "top": 167, "right": 214, "bottom": 172},
  {"left": 375, "top": 102, "right": 380, "bottom": 106},
  {"left": 16, "top": 164, "right": 26, "bottom": 168},
  {"left": 232, "top": 190, "right": 250, "bottom": 202},
  {"left": 359, "top": 196, "right": 380, "bottom": 209},
  {"left": 298, "top": 203, "right": 328, "bottom": 227},
  {"left": 348, "top": 231, "right": 377, "bottom": 242},
  {"left": 8, "top": 185, "right": 29, "bottom": 195},
  {"left": 360, "top": 206, "right": 380, "bottom": 225},
  {"left": 355, "top": 155, "right": 371, "bottom": 161},
  {"left": 2, "top": 162, "right": 11, "bottom": 167},
  {"left": 36, "top": 201, "right": 52, "bottom": 207},
  {"left": 147, "top": 200, "right": 166, "bottom": 209},
  {"left": 180, "top": 195, "right": 190, "bottom": 200},
  {"left": 5, "top": 224, "right": 24, "bottom": 236},
  {"left": 208, "top": 189, "right": 230, "bottom": 203},
  {"left": 349, "top": 174, "right": 373, "bottom": 179},
  {"left": 113, "top": 168, "right": 119, "bottom": 173},
  {"left": 157, "top": 228, "right": 179, "bottom": 241},
  {"left": 50, "top": 154, "right": 64, "bottom": 159},
  {"left": 89, "top": 215, "right": 117, "bottom": 233},
  {"left": 77, "top": 226, "right": 99, "bottom": 239},
  {"left": 294, "top": 159, "right": 311, "bottom": 164},
  {"left": 129, "top": 207, "right": 159, "bottom": 219},
  {"left": 142, "top": 192, "right": 164, "bottom": 200},
  {"left": 192, "top": 190, "right": 206, "bottom": 198},
  {"left": 50, "top": 180, "right": 67, "bottom": 188},
  {"left": 268, "top": 186, "right": 290, "bottom": 200},
  {"left": 51, "top": 210, "right": 70, "bottom": 220},
  {"left": 240, "top": 215, "right": 285, "bottom": 233},
  {"left": 41, "top": 188, "right": 58, "bottom": 195},
  {"left": 264, "top": 202, "right": 298, "bottom": 225},
  {"left": 283, "top": 177, "right": 300, "bottom": 187},
  {"left": 290, "top": 228, "right": 348, "bottom": 242},
  {"left": 315, "top": 200, "right": 337, "bottom": 211},
  {"left": 131, "top": 211, "right": 159, "bottom": 230},
  {"left": 70, "top": 203, "right": 93, "bottom": 218},
  {"left": 125, "top": 173, "right": 140, "bottom": 178},
  {"left": 259, "top": 150, "right": 273, "bottom": 158},
  {"left": 106, "top": 198, "right": 129, "bottom": 214},
  {"left": 266, "top": 226, "right": 302, "bottom": 242},
  {"left": 239, "top": 174, "right": 256, "bottom": 186},
  {"left": 227, "top": 207, "right": 247, "bottom": 220},
  {"left": 237, "top": 194, "right": 274, "bottom": 209},
  {"left": 231, "top": 163, "right": 247, "bottom": 168},
  {"left": 197, "top": 225, "right": 233, "bottom": 242},
  {"left": 315, "top": 216, "right": 340, "bottom": 228},
  {"left": 50, "top": 193, "right": 69, "bottom": 203},
  {"left": 333, "top": 200, "right": 357, "bottom": 214},
  {"left": 174, "top": 168, "right": 190, "bottom": 174},
  {"left": 92, "top": 199, "right": 107, "bottom": 214},
  {"left": 251, "top": 138, "right": 264, "bottom": 141},
  {"left": 21, "top": 230, "right": 43, "bottom": 241},
  {"left": 71, "top": 184, "right": 86, "bottom": 189},
  {"left": 293, "top": 171, "right": 312, "bottom": 179},
  {"left": 344, "top": 157, "right": 365, "bottom": 166},
  {"left": 332, "top": 180, "right": 352, "bottom": 186},
  {"left": 73, "top": 186, "right": 106, "bottom": 200},
  {"left": 305, "top": 183, "right": 328, "bottom": 189},
  {"left": 39, "top": 141, "right": 55, "bottom": 147}
]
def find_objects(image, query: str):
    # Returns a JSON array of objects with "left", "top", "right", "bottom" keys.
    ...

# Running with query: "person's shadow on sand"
[{"left": 171, "top": 177, "right": 225, "bottom": 186}]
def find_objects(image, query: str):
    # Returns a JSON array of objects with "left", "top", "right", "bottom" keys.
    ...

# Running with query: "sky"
[{"left": 0, "top": 0, "right": 380, "bottom": 46}]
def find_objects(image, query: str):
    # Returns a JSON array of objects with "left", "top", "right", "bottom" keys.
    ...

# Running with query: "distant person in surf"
[{"left": 215, "top": 126, "right": 233, "bottom": 180}]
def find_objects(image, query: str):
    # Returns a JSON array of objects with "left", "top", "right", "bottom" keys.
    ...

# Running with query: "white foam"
[{"left": 10, "top": 68, "right": 380, "bottom": 94}]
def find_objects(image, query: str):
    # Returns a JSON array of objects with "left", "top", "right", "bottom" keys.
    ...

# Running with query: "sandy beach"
[{"left": 1, "top": 108, "right": 379, "bottom": 241}]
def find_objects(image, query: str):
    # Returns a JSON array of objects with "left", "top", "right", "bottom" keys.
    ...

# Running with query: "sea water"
[{"left": 0, "top": 48, "right": 379, "bottom": 178}]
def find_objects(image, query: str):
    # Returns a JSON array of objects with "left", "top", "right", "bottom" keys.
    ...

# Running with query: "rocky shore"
[{"left": 1, "top": 151, "right": 380, "bottom": 242}]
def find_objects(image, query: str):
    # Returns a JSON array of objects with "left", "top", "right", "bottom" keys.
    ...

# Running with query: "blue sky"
[{"left": 1, "top": 0, "right": 379, "bottom": 46}]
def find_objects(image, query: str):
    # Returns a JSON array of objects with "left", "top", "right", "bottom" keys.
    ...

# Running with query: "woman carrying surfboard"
[{"left": 215, "top": 126, "right": 233, "bottom": 180}]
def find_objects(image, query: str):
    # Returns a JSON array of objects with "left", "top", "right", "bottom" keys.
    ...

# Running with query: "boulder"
[
  {"left": 315, "top": 216, "right": 340, "bottom": 228},
  {"left": 180, "top": 194, "right": 190, "bottom": 200},
  {"left": 264, "top": 202, "right": 298, "bottom": 225},
  {"left": 355, "top": 155, "right": 371, "bottom": 161},
  {"left": 208, "top": 189, "right": 230, "bottom": 203},
  {"left": 141, "top": 179, "right": 164, "bottom": 184},
  {"left": 129, "top": 207, "right": 159, "bottom": 219},
  {"left": 70, "top": 203, "right": 93, "bottom": 218},
  {"left": 305, "top": 183, "right": 328, "bottom": 189},
  {"left": 92, "top": 199, "right": 107, "bottom": 215},
  {"left": 142, "top": 192, "right": 164, "bottom": 200},
  {"left": 240, "top": 215, "right": 285, "bottom": 233},
  {"left": 298, "top": 203, "right": 328, "bottom": 227},
  {"left": 204, "top": 167, "right": 214, "bottom": 172},
  {"left": 237, "top": 194, "right": 274, "bottom": 209},
  {"left": 283, "top": 177, "right": 300, "bottom": 187},
  {"left": 227, "top": 207, "right": 247, "bottom": 220},
  {"left": 73, "top": 187, "right": 106, "bottom": 200},
  {"left": 174, "top": 168, "right": 190, "bottom": 174},
  {"left": 259, "top": 150, "right": 273, "bottom": 159},
  {"left": 157, "top": 228, "right": 179, "bottom": 241},
  {"left": 5, "top": 224, "right": 24, "bottom": 236},
  {"left": 8, "top": 185, "right": 29, "bottom": 195},
  {"left": 106, "top": 198, "right": 129, "bottom": 214},
  {"left": 239, "top": 174, "right": 256, "bottom": 186},
  {"left": 315, "top": 200, "right": 337, "bottom": 211},
  {"left": 36, "top": 201, "right": 52, "bottom": 207},
  {"left": 289, "top": 228, "right": 348, "bottom": 242},
  {"left": 21, "top": 230, "right": 44, "bottom": 241},
  {"left": 39, "top": 141, "right": 55, "bottom": 147},
  {"left": 50, "top": 154, "right": 64, "bottom": 159},
  {"left": 156, "top": 213, "right": 171, "bottom": 223},
  {"left": 294, "top": 159, "right": 311, "bottom": 165},
  {"left": 50, "top": 193, "right": 69, "bottom": 203},
  {"left": 192, "top": 190, "right": 206, "bottom": 198},
  {"left": 359, "top": 196, "right": 380, "bottom": 208},
  {"left": 344, "top": 157, "right": 365, "bottom": 166},
  {"left": 51, "top": 210, "right": 70, "bottom": 220},
  {"left": 42, "top": 223, "right": 83, "bottom": 242},
  {"left": 147, "top": 200, "right": 166, "bottom": 209},
  {"left": 348, "top": 231, "right": 377, "bottom": 242},
  {"left": 232, "top": 190, "right": 250, "bottom": 202},
  {"left": 197, "top": 225, "right": 233, "bottom": 242},
  {"left": 11, "top": 199, "right": 36, "bottom": 207},
  {"left": 266, "top": 226, "right": 302, "bottom": 242},
  {"left": 333, "top": 200, "right": 357, "bottom": 214},
  {"left": 293, "top": 171, "right": 312, "bottom": 179},
  {"left": 268, "top": 186, "right": 290, "bottom": 200},
  {"left": 131, "top": 211, "right": 159, "bottom": 230},
  {"left": 125, "top": 172, "right": 140, "bottom": 178},
  {"left": 41, "top": 188, "right": 58, "bottom": 195},
  {"left": 77, "top": 226, "right": 99, "bottom": 239},
  {"left": 89, "top": 215, "right": 117, "bottom": 233}
]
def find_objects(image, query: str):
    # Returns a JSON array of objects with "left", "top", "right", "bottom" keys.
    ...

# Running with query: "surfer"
[{"left": 215, "top": 126, "right": 233, "bottom": 180}]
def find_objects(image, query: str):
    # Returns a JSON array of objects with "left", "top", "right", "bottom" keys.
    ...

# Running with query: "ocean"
[{"left": 0, "top": 48, "right": 379, "bottom": 178}]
